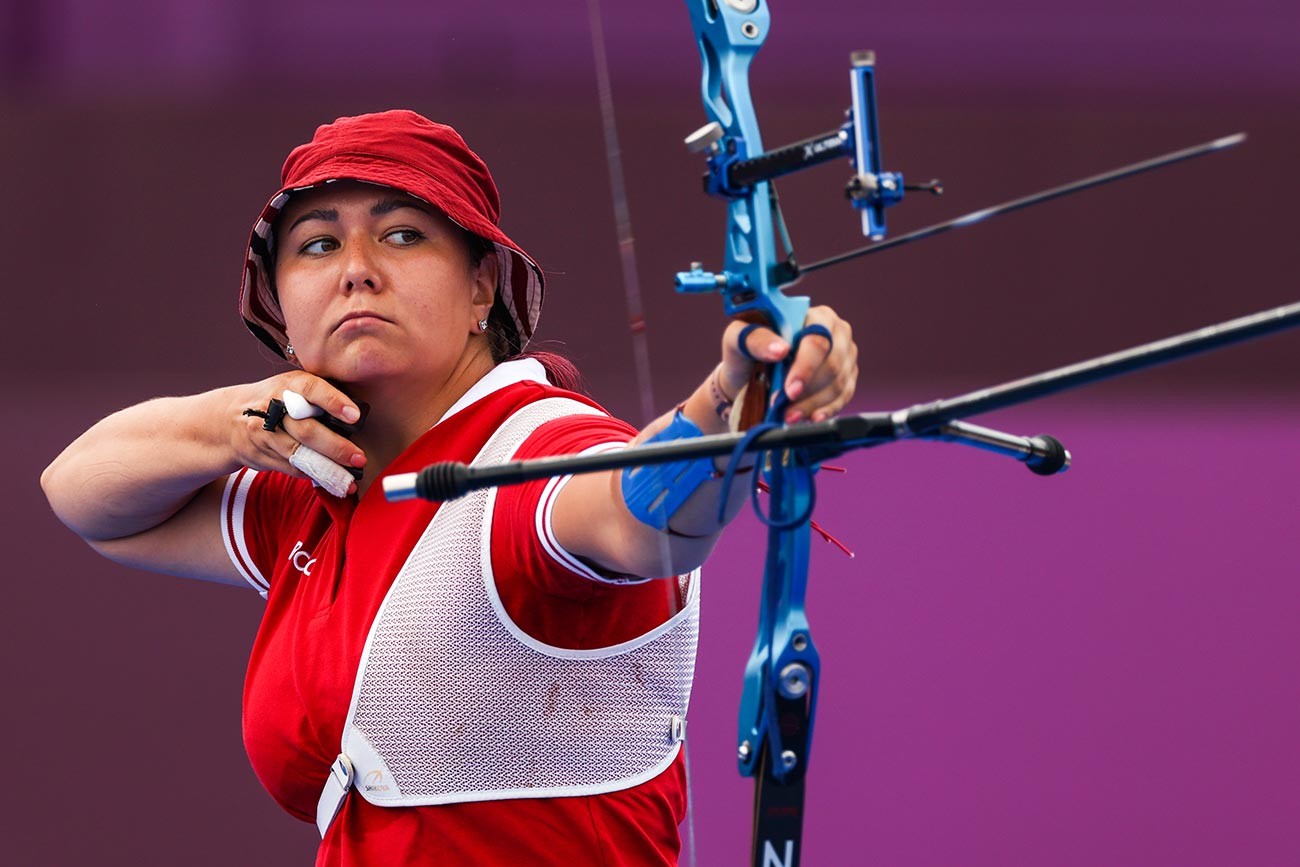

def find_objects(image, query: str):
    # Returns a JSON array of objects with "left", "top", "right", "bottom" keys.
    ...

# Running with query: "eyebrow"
[
  {"left": 284, "top": 198, "right": 434, "bottom": 233},
  {"left": 371, "top": 198, "right": 434, "bottom": 218},
  {"left": 285, "top": 208, "right": 338, "bottom": 233}
]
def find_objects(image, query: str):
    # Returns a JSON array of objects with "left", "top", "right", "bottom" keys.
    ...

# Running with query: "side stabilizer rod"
[{"left": 798, "top": 133, "right": 1247, "bottom": 276}]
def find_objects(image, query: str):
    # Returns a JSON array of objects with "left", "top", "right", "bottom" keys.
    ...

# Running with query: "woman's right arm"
[{"left": 41, "top": 376, "right": 363, "bottom": 585}]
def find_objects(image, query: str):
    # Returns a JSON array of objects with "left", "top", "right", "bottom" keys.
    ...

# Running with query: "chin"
[{"left": 314, "top": 345, "right": 415, "bottom": 385}]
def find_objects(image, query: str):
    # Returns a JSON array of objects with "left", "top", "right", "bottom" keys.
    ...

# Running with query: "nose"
[{"left": 341, "top": 238, "right": 382, "bottom": 293}]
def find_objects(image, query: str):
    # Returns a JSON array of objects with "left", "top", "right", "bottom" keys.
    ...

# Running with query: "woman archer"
[{"left": 41, "top": 109, "right": 858, "bottom": 866}]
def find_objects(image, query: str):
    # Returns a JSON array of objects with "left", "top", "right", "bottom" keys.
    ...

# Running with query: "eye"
[
  {"left": 384, "top": 228, "right": 426, "bottom": 246},
  {"left": 299, "top": 236, "right": 339, "bottom": 256}
]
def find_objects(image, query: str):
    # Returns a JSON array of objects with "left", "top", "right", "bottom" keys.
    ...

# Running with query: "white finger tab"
[
  {"left": 289, "top": 444, "right": 353, "bottom": 498},
  {"left": 282, "top": 389, "right": 324, "bottom": 421}
]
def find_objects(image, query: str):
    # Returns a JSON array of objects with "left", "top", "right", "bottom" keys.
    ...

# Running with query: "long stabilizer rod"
[
  {"left": 893, "top": 298, "right": 1300, "bottom": 434},
  {"left": 384, "top": 297, "right": 1300, "bottom": 502}
]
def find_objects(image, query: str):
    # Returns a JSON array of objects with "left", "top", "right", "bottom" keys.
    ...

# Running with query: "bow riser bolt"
[{"left": 778, "top": 662, "right": 811, "bottom": 699}]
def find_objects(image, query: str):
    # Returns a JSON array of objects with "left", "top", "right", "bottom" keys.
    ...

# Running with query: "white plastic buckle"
[
  {"left": 316, "top": 753, "right": 354, "bottom": 838},
  {"left": 330, "top": 754, "right": 354, "bottom": 789},
  {"left": 671, "top": 715, "right": 688, "bottom": 743}
]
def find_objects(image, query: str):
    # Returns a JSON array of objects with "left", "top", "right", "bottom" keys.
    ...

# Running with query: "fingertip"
[{"left": 340, "top": 405, "right": 361, "bottom": 423}]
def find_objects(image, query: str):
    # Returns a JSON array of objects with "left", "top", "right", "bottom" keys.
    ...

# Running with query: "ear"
[{"left": 471, "top": 249, "right": 499, "bottom": 321}]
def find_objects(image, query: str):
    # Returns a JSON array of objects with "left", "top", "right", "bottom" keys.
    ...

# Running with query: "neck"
[{"left": 344, "top": 345, "right": 498, "bottom": 498}]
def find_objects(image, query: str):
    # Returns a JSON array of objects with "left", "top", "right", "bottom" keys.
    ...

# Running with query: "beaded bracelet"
[{"left": 709, "top": 365, "right": 735, "bottom": 422}]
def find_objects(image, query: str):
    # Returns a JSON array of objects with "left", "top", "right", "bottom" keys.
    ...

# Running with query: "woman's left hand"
[
  {"left": 558, "top": 304, "right": 858, "bottom": 578},
  {"left": 718, "top": 305, "right": 859, "bottom": 424}
]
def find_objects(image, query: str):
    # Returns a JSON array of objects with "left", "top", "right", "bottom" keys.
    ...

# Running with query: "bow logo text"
[{"left": 762, "top": 839, "right": 795, "bottom": 867}]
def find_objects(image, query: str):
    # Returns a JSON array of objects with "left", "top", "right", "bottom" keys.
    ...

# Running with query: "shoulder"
[
  {"left": 220, "top": 467, "right": 318, "bottom": 597},
  {"left": 511, "top": 384, "right": 636, "bottom": 457},
  {"left": 442, "top": 377, "right": 635, "bottom": 460}
]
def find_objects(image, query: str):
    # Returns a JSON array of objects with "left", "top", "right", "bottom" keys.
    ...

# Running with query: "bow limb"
[{"left": 681, "top": 4, "right": 821, "bottom": 866}]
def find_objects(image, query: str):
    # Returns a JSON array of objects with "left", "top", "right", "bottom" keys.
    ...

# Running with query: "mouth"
[{"left": 334, "top": 310, "right": 392, "bottom": 332}]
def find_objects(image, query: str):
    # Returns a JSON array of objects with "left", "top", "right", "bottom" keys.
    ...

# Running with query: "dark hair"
[{"left": 464, "top": 229, "right": 584, "bottom": 394}]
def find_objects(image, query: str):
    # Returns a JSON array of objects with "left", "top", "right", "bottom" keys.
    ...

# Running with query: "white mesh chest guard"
[{"left": 332, "top": 398, "right": 700, "bottom": 813}]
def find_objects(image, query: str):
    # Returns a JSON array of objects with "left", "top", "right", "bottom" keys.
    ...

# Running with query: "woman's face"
[{"left": 273, "top": 182, "right": 496, "bottom": 385}]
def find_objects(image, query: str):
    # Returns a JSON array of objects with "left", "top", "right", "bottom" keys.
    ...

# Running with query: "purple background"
[{"left": 6, "top": 0, "right": 1298, "bottom": 863}]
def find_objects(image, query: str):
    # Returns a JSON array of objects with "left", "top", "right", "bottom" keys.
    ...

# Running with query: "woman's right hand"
[
  {"left": 42, "top": 372, "right": 368, "bottom": 585},
  {"left": 225, "top": 373, "right": 367, "bottom": 489}
]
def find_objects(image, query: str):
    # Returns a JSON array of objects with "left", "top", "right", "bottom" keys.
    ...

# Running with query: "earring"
[
  {"left": 285, "top": 343, "right": 295, "bottom": 357},
  {"left": 477, "top": 318, "right": 489, "bottom": 333}
]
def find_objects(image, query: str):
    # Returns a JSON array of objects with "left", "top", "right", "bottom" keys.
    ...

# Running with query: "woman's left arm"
[{"left": 551, "top": 306, "right": 857, "bottom": 579}]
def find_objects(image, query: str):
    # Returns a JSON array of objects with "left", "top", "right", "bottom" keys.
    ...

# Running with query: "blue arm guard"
[{"left": 620, "top": 408, "right": 717, "bottom": 531}]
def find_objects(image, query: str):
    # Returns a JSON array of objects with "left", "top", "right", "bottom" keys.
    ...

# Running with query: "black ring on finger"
[
  {"left": 736, "top": 322, "right": 764, "bottom": 361},
  {"left": 794, "top": 323, "right": 832, "bottom": 352},
  {"left": 259, "top": 399, "right": 288, "bottom": 432}
]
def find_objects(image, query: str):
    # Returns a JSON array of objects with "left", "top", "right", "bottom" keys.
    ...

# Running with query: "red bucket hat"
[{"left": 239, "top": 110, "right": 544, "bottom": 359}]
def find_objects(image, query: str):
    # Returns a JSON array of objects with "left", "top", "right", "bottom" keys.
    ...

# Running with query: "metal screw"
[
  {"left": 684, "top": 121, "right": 724, "bottom": 154},
  {"left": 851, "top": 49, "right": 876, "bottom": 68},
  {"left": 725, "top": 0, "right": 758, "bottom": 12},
  {"left": 738, "top": 740, "right": 753, "bottom": 761},
  {"left": 741, "top": 21, "right": 760, "bottom": 38},
  {"left": 792, "top": 633, "right": 808, "bottom": 652},
  {"left": 778, "top": 662, "right": 810, "bottom": 699},
  {"left": 781, "top": 750, "right": 798, "bottom": 770},
  {"left": 690, "top": 261, "right": 703, "bottom": 271}
]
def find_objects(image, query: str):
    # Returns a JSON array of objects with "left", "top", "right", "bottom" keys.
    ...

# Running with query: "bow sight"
[
  {"left": 674, "top": 21, "right": 943, "bottom": 331},
  {"left": 679, "top": 48, "right": 940, "bottom": 246}
]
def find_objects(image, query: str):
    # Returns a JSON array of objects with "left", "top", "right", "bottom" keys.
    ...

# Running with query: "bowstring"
[
  {"left": 585, "top": 0, "right": 656, "bottom": 429},
  {"left": 585, "top": 3, "right": 698, "bottom": 865}
]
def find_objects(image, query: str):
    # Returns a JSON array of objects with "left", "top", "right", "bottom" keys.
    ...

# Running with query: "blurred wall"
[{"left": 6, "top": 1, "right": 1297, "bottom": 864}]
